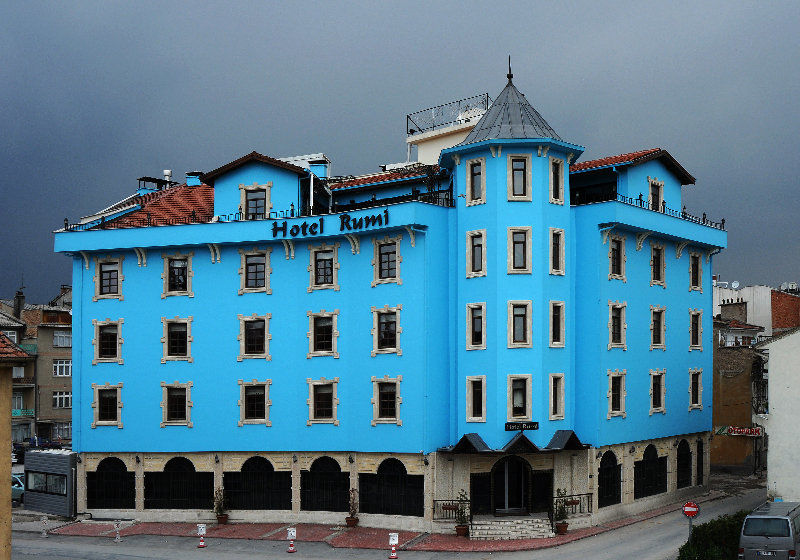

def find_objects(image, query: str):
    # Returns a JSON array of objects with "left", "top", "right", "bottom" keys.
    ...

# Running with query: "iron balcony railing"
[
  {"left": 12, "top": 376, "right": 35, "bottom": 385},
  {"left": 407, "top": 93, "right": 490, "bottom": 136},
  {"left": 432, "top": 499, "right": 472, "bottom": 523},
  {"left": 12, "top": 409, "right": 34, "bottom": 417},
  {"left": 553, "top": 492, "right": 593, "bottom": 518}
]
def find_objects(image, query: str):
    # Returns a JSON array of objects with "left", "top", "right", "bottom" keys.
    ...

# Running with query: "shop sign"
[
  {"left": 271, "top": 209, "right": 390, "bottom": 238},
  {"left": 714, "top": 426, "right": 763, "bottom": 437},
  {"left": 505, "top": 422, "right": 539, "bottom": 431}
]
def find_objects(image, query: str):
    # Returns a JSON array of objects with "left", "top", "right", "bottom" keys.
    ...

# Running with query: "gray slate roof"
[
  {"left": 458, "top": 77, "right": 562, "bottom": 146},
  {"left": 0, "top": 310, "right": 24, "bottom": 328}
]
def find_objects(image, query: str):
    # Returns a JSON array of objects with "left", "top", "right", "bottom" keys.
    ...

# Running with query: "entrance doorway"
[{"left": 492, "top": 456, "right": 530, "bottom": 514}]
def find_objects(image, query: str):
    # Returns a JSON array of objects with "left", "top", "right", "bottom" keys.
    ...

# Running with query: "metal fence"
[{"left": 407, "top": 94, "right": 491, "bottom": 136}]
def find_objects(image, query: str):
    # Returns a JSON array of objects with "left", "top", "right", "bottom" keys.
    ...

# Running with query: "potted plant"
[
  {"left": 213, "top": 487, "right": 228, "bottom": 524},
  {"left": 553, "top": 488, "right": 569, "bottom": 535},
  {"left": 345, "top": 488, "right": 359, "bottom": 527},
  {"left": 454, "top": 489, "right": 470, "bottom": 537}
]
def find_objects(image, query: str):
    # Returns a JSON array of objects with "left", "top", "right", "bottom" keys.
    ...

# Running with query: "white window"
[
  {"left": 689, "top": 369, "right": 703, "bottom": 410},
  {"left": 607, "top": 369, "right": 627, "bottom": 418},
  {"left": 689, "top": 309, "right": 703, "bottom": 351},
  {"left": 549, "top": 157, "right": 565, "bottom": 204},
  {"left": 649, "top": 369, "right": 666, "bottom": 414},
  {"left": 507, "top": 300, "right": 533, "bottom": 348},
  {"left": 308, "top": 242, "right": 340, "bottom": 291},
  {"left": 307, "top": 309, "right": 340, "bottom": 358},
  {"left": 12, "top": 392, "right": 23, "bottom": 410},
  {"left": 608, "top": 233, "right": 626, "bottom": 281},
  {"left": 93, "top": 256, "right": 124, "bottom": 301},
  {"left": 648, "top": 176, "right": 664, "bottom": 211},
  {"left": 372, "top": 234, "right": 402, "bottom": 287},
  {"left": 161, "top": 252, "right": 194, "bottom": 298},
  {"left": 650, "top": 242, "right": 666, "bottom": 287},
  {"left": 52, "top": 422, "right": 72, "bottom": 440},
  {"left": 306, "top": 377, "right": 339, "bottom": 425},
  {"left": 371, "top": 305, "right": 402, "bottom": 356},
  {"left": 52, "top": 391, "right": 72, "bottom": 409},
  {"left": 507, "top": 227, "right": 532, "bottom": 274},
  {"left": 53, "top": 359, "right": 72, "bottom": 377},
  {"left": 160, "top": 381, "right": 193, "bottom": 427},
  {"left": 466, "top": 302, "right": 487, "bottom": 350},
  {"left": 549, "top": 228, "right": 565, "bottom": 275},
  {"left": 238, "top": 247, "right": 272, "bottom": 295},
  {"left": 53, "top": 330, "right": 72, "bottom": 348},
  {"left": 507, "top": 374, "right": 532, "bottom": 421},
  {"left": 91, "top": 382, "right": 123, "bottom": 428},
  {"left": 12, "top": 366, "right": 24, "bottom": 379},
  {"left": 507, "top": 154, "right": 532, "bottom": 201},
  {"left": 650, "top": 306, "right": 666, "bottom": 350},
  {"left": 237, "top": 314, "right": 272, "bottom": 361},
  {"left": 371, "top": 375, "right": 402, "bottom": 426},
  {"left": 466, "top": 158, "right": 486, "bottom": 205},
  {"left": 3, "top": 330, "right": 18, "bottom": 343},
  {"left": 240, "top": 182, "right": 272, "bottom": 220},
  {"left": 466, "top": 375, "right": 486, "bottom": 422},
  {"left": 549, "top": 373, "right": 565, "bottom": 420},
  {"left": 689, "top": 252, "right": 703, "bottom": 292},
  {"left": 92, "top": 319, "right": 123, "bottom": 365},
  {"left": 607, "top": 301, "right": 627, "bottom": 350},
  {"left": 466, "top": 229, "right": 487, "bottom": 278},
  {"left": 549, "top": 301, "right": 565, "bottom": 348},
  {"left": 237, "top": 379, "right": 272, "bottom": 426},
  {"left": 160, "top": 316, "right": 193, "bottom": 363}
]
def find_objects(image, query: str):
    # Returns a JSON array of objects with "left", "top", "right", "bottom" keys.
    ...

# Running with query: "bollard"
[
  {"left": 388, "top": 532, "right": 399, "bottom": 559},
  {"left": 40, "top": 515, "right": 48, "bottom": 538},
  {"left": 113, "top": 520, "right": 122, "bottom": 543},
  {"left": 197, "top": 523, "right": 207, "bottom": 548},
  {"left": 287, "top": 527, "right": 297, "bottom": 553}
]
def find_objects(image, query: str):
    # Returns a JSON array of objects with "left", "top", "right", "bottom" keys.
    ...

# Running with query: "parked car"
[
  {"left": 739, "top": 501, "right": 800, "bottom": 560},
  {"left": 11, "top": 474, "right": 23, "bottom": 504}
]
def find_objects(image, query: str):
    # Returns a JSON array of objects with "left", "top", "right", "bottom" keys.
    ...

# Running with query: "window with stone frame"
[
  {"left": 161, "top": 252, "right": 194, "bottom": 298},
  {"left": 91, "top": 382, "right": 123, "bottom": 428},
  {"left": 466, "top": 229, "right": 487, "bottom": 278},
  {"left": 53, "top": 359, "right": 72, "bottom": 377},
  {"left": 306, "top": 377, "right": 339, "bottom": 425},
  {"left": 307, "top": 242, "right": 340, "bottom": 291},
  {"left": 52, "top": 391, "right": 72, "bottom": 409},
  {"left": 650, "top": 242, "right": 666, "bottom": 287},
  {"left": 466, "top": 302, "right": 486, "bottom": 350},
  {"left": 648, "top": 177, "right": 664, "bottom": 211},
  {"left": 607, "top": 301, "right": 627, "bottom": 350},
  {"left": 372, "top": 234, "right": 402, "bottom": 287},
  {"left": 507, "top": 227, "right": 532, "bottom": 274},
  {"left": 608, "top": 234, "right": 626, "bottom": 281},
  {"left": 237, "top": 379, "right": 272, "bottom": 426},
  {"left": 549, "top": 228, "right": 565, "bottom": 275},
  {"left": 689, "top": 252, "right": 703, "bottom": 292},
  {"left": 93, "top": 256, "right": 124, "bottom": 301},
  {"left": 238, "top": 247, "right": 272, "bottom": 295},
  {"left": 160, "top": 381, "right": 192, "bottom": 427},
  {"left": 507, "top": 374, "right": 532, "bottom": 421},
  {"left": 466, "top": 158, "right": 486, "bottom": 205},
  {"left": 607, "top": 369, "right": 626, "bottom": 418},
  {"left": 371, "top": 375, "right": 402, "bottom": 426},
  {"left": 549, "top": 373, "right": 565, "bottom": 420},
  {"left": 649, "top": 369, "right": 666, "bottom": 414},
  {"left": 689, "top": 369, "right": 703, "bottom": 410},
  {"left": 371, "top": 305, "right": 402, "bottom": 356},
  {"left": 507, "top": 300, "right": 532, "bottom": 348},
  {"left": 650, "top": 306, "right": 666, "bottom": 350},
  {"left": 92, "top": 319, "right": 123, "bottom": 365},
  {"left": 160, "top": 316, "right": 193, "bottom": 363},
  {"left": 549, "top": 301, "right": 565, "bottom": 348},
  {"left": 239, "top": 182, "right": 272, "bottom": 220},
  {"left": 507, "top": 154, "right": 532, "bottom": 201},
  {"left": 550, "top": 157, "right": 565, "bottom": 204},
  {"left": 466, "top": 375, "right": 486, "bottom": 422},
  {"left": 689, "top": 309, "right": 703, "bottom": 350},
  {"left": 237, "top": 314, "right": 272, "bottom": 361},
  {"left": 306, "top": 310, "right": 340, "bottom": 358}
]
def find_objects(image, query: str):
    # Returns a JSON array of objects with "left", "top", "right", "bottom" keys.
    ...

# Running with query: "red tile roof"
[
  {"left": 201, "top": 151, "right": 306, "bottom": 186},
  {"left": 570, "top": 148, "right": 695, "bottom": 185},
  {"left": 329, "top": 165, "right": 440, "bottom": 190},
  {"left": 0, "top": 332, "right": 32, "bottom": 361},
  {"left": 570, "top": 149, "right": 661, "bottom": 173},
  {"left": 103, "top": 184, "right": 214, "bottom": 229},
  {"left": 728, "top": 319, "right": 764, "bottom": 331}
]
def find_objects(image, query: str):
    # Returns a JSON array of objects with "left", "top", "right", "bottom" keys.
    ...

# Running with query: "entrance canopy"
[
  {"left": 440, "top": 430, "right": 588, "bottom": 454},
  {"left": 544, "top": 430, "right": 590, "bottom": 451}
]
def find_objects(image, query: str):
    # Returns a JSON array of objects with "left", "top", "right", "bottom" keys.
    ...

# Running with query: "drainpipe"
[{"left": 310, "top": 173, "right": 314, "bottom": 216}]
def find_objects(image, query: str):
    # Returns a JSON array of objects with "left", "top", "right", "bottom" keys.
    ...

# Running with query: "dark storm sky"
[{"left": 2, "top": 1, "right": 798, "bottom": 303}]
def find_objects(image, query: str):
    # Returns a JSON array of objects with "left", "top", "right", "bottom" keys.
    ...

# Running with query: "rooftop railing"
[{"left": 406, "top": 93, "right": 490, "bottom": 136}]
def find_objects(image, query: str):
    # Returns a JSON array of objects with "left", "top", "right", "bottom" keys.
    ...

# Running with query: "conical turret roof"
[{"left": 458, "top": 74, "right": 562, "bottom": 145}]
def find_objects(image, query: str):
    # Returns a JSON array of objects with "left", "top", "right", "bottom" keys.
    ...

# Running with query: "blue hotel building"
[{"left": 55, "top": 73, "right": 726, "bottom": 532}]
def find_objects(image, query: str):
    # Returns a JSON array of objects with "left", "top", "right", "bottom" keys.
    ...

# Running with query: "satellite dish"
[{"left": 731, "top": 281, "right": 740, "bottom": 289}]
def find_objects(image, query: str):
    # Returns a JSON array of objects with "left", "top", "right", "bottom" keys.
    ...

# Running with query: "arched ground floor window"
[
  {"left": 87, "top": 457, "right": 135, "bottom": 509},
  {"left": 359, "top": 458, "right": 423, "bottom": 517},
  {"left": 144, "top": 457, "right": 213, "bottom": 509},
  {"left": 223, "top": 456, "right": 291, "bottom": 510}
]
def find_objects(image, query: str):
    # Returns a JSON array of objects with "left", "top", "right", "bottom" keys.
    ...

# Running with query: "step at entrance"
[{"left": 469, "top": 515, "right": 554, "bottom": 540}]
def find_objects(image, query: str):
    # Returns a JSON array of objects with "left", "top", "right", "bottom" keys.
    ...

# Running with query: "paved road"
[{"left": 12, "top": 486, "right": 765, "bottom": 560}]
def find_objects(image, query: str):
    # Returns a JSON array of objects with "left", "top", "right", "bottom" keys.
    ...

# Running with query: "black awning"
[
  {"left": 451, "top": 433, "right": 492, "bottom": 453},
  {"left": 502, "top": 432, "right": 540, "bottom": 454},
  {"left": 545, "top": 430, "right": 589, "bottom": 451}
]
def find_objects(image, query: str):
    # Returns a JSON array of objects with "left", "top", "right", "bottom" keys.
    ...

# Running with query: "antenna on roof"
[
  {"left": 18, "top": 273, "right": 25, "bottom": 292},
  {"left": 507, "top": 55, "right": 513, "bottom": 84}
]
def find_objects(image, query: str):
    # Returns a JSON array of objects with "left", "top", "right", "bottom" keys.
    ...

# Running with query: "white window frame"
[
  {"left": 607, "top": 301, "right": 627, "bottom": 350},
  {"left": 507, "top": 227, "right": 532, "bottom": 274},
  {"left": 650, "top": 242, "right": 666, "bottom": 287},
  {"left": 371, "top": 375, "right": 402, "bottom": 426},
  {"left": 549, "top": 156, "right": 565, "bottom": 204},
  {"left": 608, "top": 233, "right": 627, "bottom": 281},
  {"left": 2, "top": 330, "right": 17, "bottom": 343},
  {"left": 689, "top": 309, "right": 703, "bottom": 351},
  {"left": 238, "top": 247, "right": 273, "bottom": 295},
  {"left": 549, "top": 227, "right": 565, "bottom": 275},
  {"left": 93, "top": 256, "right": 124, "bottom": 301},
  {"left": 307, "top": 242, "right": 340, "bottom": 292},
  {"left": 507, "top": 153, "right": 532, "bottom": 201},
  {"left": 12, "top": 366, "right": 24, "bottom": 379},
  {"left": 52, "top": 391, "right": 72, "bottom": 409},
  {"left": 306, "top": 309, "right": 340, "bottom": 358},
  {"left": 91, "top": 382, "right": 123, "bottom": 428},
  {"left": 689, "top": 251, "right": 703, "bottom": 292},
  {"left": 466, "top": 375, "right": 486, "bottom": 423},
  {"left": 53, "top": 330, "right": 72, "bottom": 348},
  {"left": 466, "top": 229, "right": 487, "bottom": 278},
  {"left": 92, "top": 319, "right": 124, "bottom": 365},
  {"left": 160, "top": 381, "right": 193, "bottom": 427},
  {"left": 371, "top": 234, "right": 403, "bottom": 287},
  {"left": 465, "top": 157, "right": 486, "bottom": 206},
  {"left": 549, "top": 373, "right": 565, "bottom": 420},
  {"left": 306, "top": 377, "right": 339, "bottom": 426},
  {"left": 607, "top": 369, "right": 627, "bottom": 419},
  {"left": 371, "top": 305, "right": 402, "bottom": 356},
  {"left": 650, "top": 305, "right": 666, "bottom": 351},
  {"left": 52, "top": 422, "right": 72, "bottom": 440},
  {"left": 237, "top": 379, "right": 272, "bottom": 426},
  {"left": 507, "top": 374, "right": 532, "bottom": 421},
  {"left": 649, "top": 368, "right": 666, "bottom": 415},
  {"left": 160, "top": 316, "right": 194, "bottom": 363},
  {"left": 240, "top": 181, "right": 273, "bottom": 219},
  {"left": 52, "top": 359, "right": 72, "bottom": 377},
  {"left": 161, "top": 252, "right": 194, "bottom": 298},
  {"left": 507, "top": 300, "right": 533, "bottom": 348},
  {"left": 466, "top": 302, "right": 487, "bottom": 351},
  {"left": 689, "top": 368, "right": 703, "bottom": 410},
  {"left": 237, "top": 313, "right": 272, "bottom": 361},
  {"left": 648, "top": 176, "right": 664, "bottom": 211},
  {"left": 549, "top": 301, "right": 565, "bottom": 348}
]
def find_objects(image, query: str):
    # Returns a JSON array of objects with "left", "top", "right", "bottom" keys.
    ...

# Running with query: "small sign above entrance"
[{"left": 505, "top": 422, "right": 539, "bottom": 431}]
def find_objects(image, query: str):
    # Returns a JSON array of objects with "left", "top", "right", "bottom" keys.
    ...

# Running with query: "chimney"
[
  {"left": 163, "top": 169, "right": 172, "bottom": 183},
  {"left": 13, "top": 290, "right": 24, "bottom": 318},
  {"left": 186, "top": 171, "right": 202, "bottom": 187}
]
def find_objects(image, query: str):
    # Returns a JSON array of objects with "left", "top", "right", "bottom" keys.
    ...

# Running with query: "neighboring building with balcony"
[
  {"left": 55, "top": 73, "right": 725, "bottom": 531},
  {"left": 1, "top": 306, "right": 36, "bottom": 442}
]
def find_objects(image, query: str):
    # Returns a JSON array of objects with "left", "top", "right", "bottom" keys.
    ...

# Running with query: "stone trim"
[
  {"left": 306, "top": 377, "right": 339, "bottom": 426},
  {"left": 92, "top": 318, "right": 124, "bottom": 365},
  {"left": 466, "top": 302, "right": 487, "bottom": 351},
  {"left": 237, "top": 379, "right": 272, "bottom": 426},
  {"left": 371, "top": 234, "right": 403, "bottom": 287},
  {"left": 160, "top": 316, "right": 194, "bottom": 363},
  {"left": 160, "top": 252, "right": 194, "bottom": 298},
  {"left": 306, "top": 309, "right": 340, "bottom": 359},
  {"left": 465, "top": 157, "right": 486, "bottom": 206},
  {"left": 90, "top": 382, "right": 123, "bottom": 428},
  {"left": 549, "top": 373, "right": 565, "bottom": 420},
  {"left": 689, "top": 251, "right": 703, "bottom": 292},
  {"left": 649, "top": 241, "right": 666, "bottom": 288},
  {"left": 370, "top": 305, "right": 402, "bottom": 356},
  {"left": 549, "top": 156, "right": 565, "bottom": 204},
  {"left": 608, "top": 233, "right": 627, "bottom": 282},
  {"left": 688, "top": 368, "right": 703, "bottom": 410},
  {"left": 648, "top": 176, "right": 664, "bottom": 211},
  {"left": 607, "top": 301, "right": 627, "bottom": 350},
  {"left": 549, "top": 228, "right": 565, "bottom": 275},
  {"left": 549, "top": 300, "right": 565, "bottom": 348},
  {"left": 607, "top": 369, "right": 627, "bottom": 419},
  {"left": 506, "top": 374, "right": 533, "bottom": 421},
  {"left": 466, "top": 229, "right": 487, "bottom": 278},
  {"left": 649, "top": 369, "right": 666, "bottom": 415},
  {"left": 92, "top": 255, "right": 124, "bottom": 301},
  {"left": 238, "top": 247, "right": 273, "bottom": 295},
  {"left": 239, "top": 182, "right": 273, "bottom": 218},
  {"left": 370, "top": 374, "right": 402, "bottom": 426},
  {"left": 689, "top": 309, "right": 703, "bottom": 351},
  {"left": 237, "top": 313, "right": 272, "bottom": 361},
  {"left": 649, "top": 305, "right": 666, "bottom": 351},
  {"left": 507, "top": 226, "right": 532, "bottom": 274},
  {"left": 507, "top": 300, "right": 533, "bottom": 348},
  {"left": 506, "top": 153, "right": 532, "bottom": 201},
  {"left": 160, "top": 381, "right": 193, "bottom": 428},
  {"left": 466, "top": 375, "right": 486, "bottom": 423},
  {"left": 307, "top": 242, "right": 340, "bottom": 292}
]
